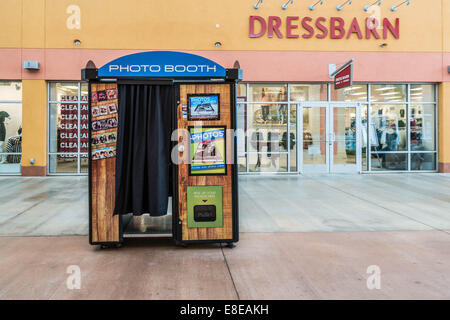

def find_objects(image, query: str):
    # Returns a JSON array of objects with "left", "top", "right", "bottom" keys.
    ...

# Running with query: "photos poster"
[
  {"left": 189, "top": 127, "right": 226, "bottom": 175},
  {"left": 188, "top": 94, "right": 220, "bottom": 120},
  {"left": 90, "top": 85, "right": 118, "bottom": 161}
]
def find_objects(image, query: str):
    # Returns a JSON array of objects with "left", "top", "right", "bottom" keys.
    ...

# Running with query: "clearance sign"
[{"left": 249, "top": 16, "right": 400, "bottom": 39}]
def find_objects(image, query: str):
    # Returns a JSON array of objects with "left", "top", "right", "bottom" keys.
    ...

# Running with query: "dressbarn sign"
[{"left": 249, "top": 16, "right": 400, "bottom": 39}]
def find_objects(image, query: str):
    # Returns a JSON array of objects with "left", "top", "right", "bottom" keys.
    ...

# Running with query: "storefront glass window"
[
  {"left": 367, "top": 85, "right": 437, "bottom": 172},
  {"left": 0, "top": 81, "right": 22, "bottom": 174},
  {"left": 410, "top": 84, "right": 436, "bottom": 102},
  {"left": 302, "top": 106, "right": 327, "bottom": 166},
  {"left": 370, "top": 104, "right": 408, "bottom": 169},
  {"left": 249, "top": 84, "right": 287, "bottom": 102},
  {"left": 331, "top": 84, "right": 368, "bottom": 102},
  {"left": 233, "top": 83, "right": 438, "bottom": 174},
  {"left": 410, "top": 153, "right": 436, "bottom": 171},
  {"left": 410, "top": 104, "right": 436, "bottom": 152},
  {"left": 370, "top": 104, "right": 407, "bottom": 152},
  {"left": 289, "top": 104, "right": 297, "bottom": 172},
  {"left": 290, "top": 84, "right": 327, "bottom": 101},
  {"left": 48, "top": 82, "right": 88, "bottom": 174},
  {"left": 361, "top": 105, "right": 368, "bottom": 171},
  {"left": 371, "top": 152, "right": 408, "bottom": 171},
  {"left": 236, "top": 103, "right": 247, "bottom": 173},
  {"left": 370, "top": 84, "right": 406, "bottom": 102},
  {"left": 248, "top": 153, "right": 288, "bottom": 173}
]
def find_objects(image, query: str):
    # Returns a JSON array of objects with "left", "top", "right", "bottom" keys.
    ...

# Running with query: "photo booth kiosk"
[{"left": 82, "top": 51, "right": 241, "bottom": 248}]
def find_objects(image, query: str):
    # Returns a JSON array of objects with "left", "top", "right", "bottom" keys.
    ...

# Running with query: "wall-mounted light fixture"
[
  {"left": 73, "top": 39, "right": 81, "bottom": 46},
  {"left": 215, "top": 42, "right": 222, "bottom": 47},
  {"left": 391, "top": 0, "right": 410, "bottom": 11},
  {"left": 337, "top": 0, "right": 352, "bottom": 11},
  {"left": 281, "top": 0, "right": 294, "bottom": 10},
  {"left": 309, "top": 0, "right": 324, "bottom": 11},
  {"left": 364, "top": 0, "right": 382, "bottom": 12},
  {"left": 253, "top": 0, "right": 263, "bottom": 9},
  {"left": 380, "top": 43, "right": 388, "bottom": 48}
]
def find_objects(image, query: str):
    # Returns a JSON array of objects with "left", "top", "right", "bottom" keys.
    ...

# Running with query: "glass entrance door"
[
  {"left": 301, "top": 104, "right": 328, "bottom": 173},
  {"left": 330, "top": 103, "right": 361, "bottom": 173},
  {"left": 300, "top": 102, "right": 361, "bottom": 173}
]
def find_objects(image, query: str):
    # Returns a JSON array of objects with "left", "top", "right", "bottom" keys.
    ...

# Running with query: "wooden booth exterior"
[{"left": 83, "top": 51, "right": 241, "bottom": 247}]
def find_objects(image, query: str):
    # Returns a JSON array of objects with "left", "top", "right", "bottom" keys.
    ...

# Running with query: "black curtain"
[{"left": 114, "top": 84, "right": 173, "bottom": 216}]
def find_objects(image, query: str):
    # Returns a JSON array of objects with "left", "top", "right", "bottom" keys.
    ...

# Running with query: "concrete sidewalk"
[
  {"left": 0, "top": 174, "right": 450, "bottom": 236},
  {"left": 0, "top": 231, "right": 449, "bottom": 300},
  {"left": 0, "top": 177, "right": 87, "bottom": 236},
  {"left": 239, "top": 173, "right": 450, "bottom": 232}
]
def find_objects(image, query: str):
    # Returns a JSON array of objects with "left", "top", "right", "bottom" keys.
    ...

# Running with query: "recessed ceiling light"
[
  {"left": 375, "top": 87, "right": 396, "bottom": 91},
  {"left": 343, "top": 86, "right": 362, "bottom": 91}
]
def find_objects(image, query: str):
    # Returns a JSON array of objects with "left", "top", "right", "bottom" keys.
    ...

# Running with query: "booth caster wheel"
[
  {"left": 226, "top": 243, "right": 236, "bottom": 249},
  {"left": 175, "top": 240, "right": 188, "bottom": 248},
  {"left": 100, "top": 243, "right": 122, "bottom": 249}
]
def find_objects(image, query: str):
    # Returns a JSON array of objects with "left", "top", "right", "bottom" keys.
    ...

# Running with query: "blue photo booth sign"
[{"left": 98, "top": 51, "right": 227, "bottom": 78}]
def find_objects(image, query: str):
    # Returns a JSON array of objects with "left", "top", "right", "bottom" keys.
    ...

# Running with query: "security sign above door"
[{"left": 98, "top": 51, "right": 227, "bottom": 78}]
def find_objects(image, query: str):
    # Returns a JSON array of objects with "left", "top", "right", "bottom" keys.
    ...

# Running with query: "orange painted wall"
[
  {"left": 21, "top": 80, "right": 47, "bottom": 175},
  {"left": 0, "top": 0, "right": 447, "bottom": 52}
]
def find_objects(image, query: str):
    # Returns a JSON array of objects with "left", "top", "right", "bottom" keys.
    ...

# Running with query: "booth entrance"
[
  {"left": 84, "top": 51, "right": 241, "bottom": 247},
  {"left": 301, "top": 102, "right": 361, "bottom": 174}
]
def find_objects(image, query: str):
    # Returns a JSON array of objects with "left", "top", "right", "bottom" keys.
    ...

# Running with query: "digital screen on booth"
[{"left": 188, "top": 94, "right": 220, "bottom": 120}]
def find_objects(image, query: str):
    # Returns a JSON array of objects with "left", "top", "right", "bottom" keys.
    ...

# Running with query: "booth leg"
[
  {"left": 100, "top": 243, "right": 122, "bottom": 249},
  {"left": 226, "top": 242, "right": 236, "bottom": 249},
  {"left": 175, "top": 240, "right": 188, "bottom": 248}
]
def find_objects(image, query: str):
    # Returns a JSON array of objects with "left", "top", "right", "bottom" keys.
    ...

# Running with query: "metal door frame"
[
  {"left": 299, "top": 101, "right": 361, "bottom": 174},
  {"left": 329, "top": 102, "right": 361, "bottom": 173}
]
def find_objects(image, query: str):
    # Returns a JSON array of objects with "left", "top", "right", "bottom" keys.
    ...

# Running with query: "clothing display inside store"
[
  {"left": 0, "top": 111, "right": 10, "bottom": 163},
  {"left": 0, "top": 111, "right": 21, "bottom": 165},
  {"left": 345, "top": 120, "right": 356, "bottom": 155},
  {"left": 5, "top": 127, "right": 22, "bottom": 163},
  {"left": 0, "top": 111, "right": 10, "bottom": 142},
  {"left": 371, "top": 107, "right": 407, "bottom": 170}
]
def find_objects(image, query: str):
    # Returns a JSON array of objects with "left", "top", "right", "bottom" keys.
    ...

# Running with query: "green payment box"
[{"left": 187, "top": 186, "right": 223, "bottom": 228}]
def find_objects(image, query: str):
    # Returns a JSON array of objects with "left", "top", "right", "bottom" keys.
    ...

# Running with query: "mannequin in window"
[
  {"left": 250, "top": 130, "right": 262, "bottom": 170},
  {"left": 260, "top": 88, "right": 271, "bottom": 122},
  {"left": 5, "top": 126, "right": 22, "bottom": 164},
  {"left": 380, "top": 122, "right": 399, "bottom": 168},
  {"left": 0, "top": 111, "right": 11, "bottom": 163},
  {"left": 276, "top": 87, "right": 287, "bottom": 124}
]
